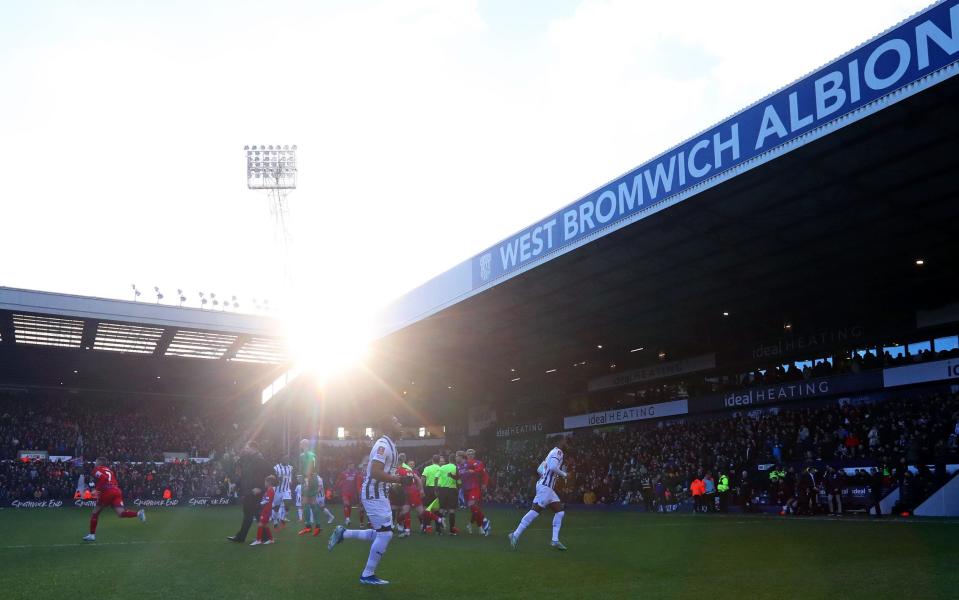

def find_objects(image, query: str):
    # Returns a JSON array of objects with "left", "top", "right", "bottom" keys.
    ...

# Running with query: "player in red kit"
[
  {"left": 251, "top": 475, "right": 277, "bottom": 546},
  {"left": 464, "top": 449, "right": 491, "bottom": 536},
  {"left": 82, "top": 457, "right": 145, "bottom": 542},
  {"left": 336, "top": 464, "right": 360, "bottom": 526},
  {"left": 395, "top": 454, "right": 430, "bottom": 537}
]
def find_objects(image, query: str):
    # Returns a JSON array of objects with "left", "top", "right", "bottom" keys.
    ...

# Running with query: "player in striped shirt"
[
  {"left": 272, "top": 458, "right": 293, "bottom": 528},
  {"left": 294, "top": 475, "right": 304, "bottom": 522},
  {"left": 314, "top": 473, "right": 336, "bottom": 525},
  {"left": 508, "top": 438, "right": 568, "bottom": 551},
  {"left": 328, "top": 415, "right": 413, "bottom": 586}
]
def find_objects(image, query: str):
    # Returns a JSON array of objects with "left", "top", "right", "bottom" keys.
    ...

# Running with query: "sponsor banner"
[
  {"left": 588, "top": 354, "right": 716, "bottom": 392},
  {"left": 18, "top": 450, "right": 48, "bottom": 460},
  {"left": 563, "top": 399, "right": 688, "bottom": 430},
  {"left": 882, "top": 358, "right": 959, "bottom": 387},
  {"left": 495, "top": 421, "right": 547, "bottom": 439},
  {"left": 471, "top": 1, "right": 959, "bottom": 290},
  {"left": 690, "top": 372, "right": 883, "bottom": 412},
  {"left": 395, "top": 438, "right": 446, "bottom": 448},
  {"left": 749, "top": 326, "right": 865, "bottom": 361},
  {"left": 186, "top": 497, "right": 232, "bottom": 507},
  {"left": 7, "top": 499, "right": 65, "bottom": 509},
  {"left": 4, "top": 497, "right": 233, "bottom": 509},
  {"left": 163, "top": 452, "right": 189, "bottom": 463}
]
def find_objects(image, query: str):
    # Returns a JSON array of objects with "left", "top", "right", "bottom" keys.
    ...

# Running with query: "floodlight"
[{"left": 246, "top": 143, "right": 296, "bottom": 190}]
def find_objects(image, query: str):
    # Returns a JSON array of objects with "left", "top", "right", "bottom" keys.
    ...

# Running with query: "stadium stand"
[
  {"left": 3, "top": 386, "right": 957, "bottom": 514},
  {"left": 0, "top": 393, "right": 241, "bottom": 461}
]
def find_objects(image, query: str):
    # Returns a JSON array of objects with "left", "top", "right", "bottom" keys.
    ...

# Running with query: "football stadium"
[{"left": 3, "top": 1, "right": 959, "bottom": 599}]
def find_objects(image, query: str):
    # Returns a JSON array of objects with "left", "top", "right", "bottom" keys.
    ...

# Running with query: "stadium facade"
[{"left": 354, "top": 0, "right": 959, "bottom": 432}]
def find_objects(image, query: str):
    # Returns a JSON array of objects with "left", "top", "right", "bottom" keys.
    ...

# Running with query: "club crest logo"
[{"left": 479, "top": 253, "right": 492, "bottom": 281}]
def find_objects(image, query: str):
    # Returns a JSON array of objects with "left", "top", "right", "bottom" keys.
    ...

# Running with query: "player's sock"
[
  {"left": 513, "top": 510, "right": 538, "bottom": 539},
  {"left": 278, "top": 504, "right": 286, "bottom": 522},
  {"left": 344, "top": 528, "right": 376, "bottom": 541},
  {"left": 256, "top": 525, "right": 264, "bottom": 542},
  {"left": 404, "top": 513, "right": 411, "bottom": 531},
  {"left": 551, "top": 511, "right": 565, "bottom": 543},
  {"left": 297, "top": 508, "right": 303, "bottom": 521},
  {"left": 90, "top": 514, "right": 99, "bottom": 534},
  {"left": 344, "top": 505, "right": 352, "bottom": 519},
  {"left": 119, "top": 510, "right": 137, "bottom": 518},
  {"left": 361, "top": 531, "right": 392, "bottom": 578},
  {"left": 449, "top": 512, "right": 456, "bottom": 529},
  {"left": 470, "top": 505, "right": 482, "bottom": 524}
]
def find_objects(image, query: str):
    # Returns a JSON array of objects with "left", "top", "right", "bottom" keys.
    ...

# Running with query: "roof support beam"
[
  {"left": 154, "top": 328, "right": 177, "bottom": 357},
  {"left": 80, "top": 320, "right": 97, "bottom": 350},
  {"left": 222, "top": 334, "right": 250, "bottom": 361},
  {"left": 0, "top": 311, "right": 13, "bottom": 345}
]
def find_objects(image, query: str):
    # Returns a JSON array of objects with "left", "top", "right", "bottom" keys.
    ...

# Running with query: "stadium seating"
[{"left": 2, "top": 387, "right": 957, "bottom": 512}]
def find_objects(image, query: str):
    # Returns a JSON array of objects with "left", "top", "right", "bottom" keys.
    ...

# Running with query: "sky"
[{"left": 0, "top": 0, "right": 931, "bottom": 358}]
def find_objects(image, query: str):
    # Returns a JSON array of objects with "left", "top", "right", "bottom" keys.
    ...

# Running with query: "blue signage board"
[
  {"left": 688, "top": 371, "right": 884, "bottom": 413},
  {"left": 471, "top": 2, "right": 959, "bottom": 289}
]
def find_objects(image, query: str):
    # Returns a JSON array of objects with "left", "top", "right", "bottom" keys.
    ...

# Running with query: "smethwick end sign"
[{"left": 471, "top": 2, "right": 959, "bottom": 290}]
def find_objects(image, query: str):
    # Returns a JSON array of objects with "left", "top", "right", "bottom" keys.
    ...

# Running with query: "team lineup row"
[
  {"left": 313, "top": 416, "right": 570, "bottom": 585},
  {"left": 76, "top": 415, "right": 569, "bottom": 586}
]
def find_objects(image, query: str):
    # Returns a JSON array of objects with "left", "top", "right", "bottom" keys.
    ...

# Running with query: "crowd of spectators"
[
  {"left": 594, "top": 343, "right": 959, "bottom": 412},
  {"left": 0, "top": 393, "right": 240, "bottom": 461},
  {"left": 482, "top": 391, "right": 959, "bottom": 513},
  {"left": 0, "top": 458, "right": 230, "bottom": 503},
  {"left": 2, "top": 387, "right": 958, "bottom": 514},
  {"left": 0, "top": 396, "right": 79, "bottom": 459}
]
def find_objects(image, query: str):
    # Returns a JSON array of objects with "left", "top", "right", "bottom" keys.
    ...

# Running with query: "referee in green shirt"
[{"left": 437, "top": 453, "right": 460, "bottom": 535}]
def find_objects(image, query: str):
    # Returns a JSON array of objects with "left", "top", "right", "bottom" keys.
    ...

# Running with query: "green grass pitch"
[{"left": 1, "top": 507, "right": 957, "bottom": 599}]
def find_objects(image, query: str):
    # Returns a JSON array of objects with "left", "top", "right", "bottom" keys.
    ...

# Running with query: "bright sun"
[{"left": 283, "top": 301, "right": 373, "bottom": 383}]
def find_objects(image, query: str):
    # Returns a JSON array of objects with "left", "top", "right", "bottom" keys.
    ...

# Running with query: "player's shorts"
[
  {"left": 406, "top": 488, "right": 422, "bottom": 507},
  {"left": 533, "top": 483, "right": 560, "bottom": 508},
  {"left": 423, "top": 487, "right": 436, "bottom": 507},
  {"left": 465, "top": 488, "right": 482, "bottom": 504},
  {"left": 303, "top": 485, "right": 319, "bottom": 500},
  {"left": 97, "top": 487, "right": 124, "bottom": 508},
  {"left": 362, "top": 497, "right": 393, "bottom": 530},
  {"left": 438, "top": 487, "right": 458, "bottom": 510},
  {"left": 259, "top": 504, "right": 272, "bottom": 524}
]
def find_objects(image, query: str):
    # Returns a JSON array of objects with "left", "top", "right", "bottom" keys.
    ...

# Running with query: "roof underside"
[
  {"left": 354, "top": 68, "right": 959, "bottom": 409},
  {"left": 0, "top": 290, "right": 289, "bottom": 400}
]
